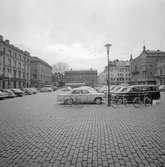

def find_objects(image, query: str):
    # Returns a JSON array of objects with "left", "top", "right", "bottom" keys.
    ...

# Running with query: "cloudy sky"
[{"left": 0, "top": 0, "right": 165, "bottom": 73}]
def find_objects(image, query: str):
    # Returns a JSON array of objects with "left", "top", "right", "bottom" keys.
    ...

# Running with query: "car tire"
[
  {"left": 65, "top": 98, "right": 73, "bottom": 105},
  {"left": 95, "top": 97, "right": 102, "bottom": 104}
]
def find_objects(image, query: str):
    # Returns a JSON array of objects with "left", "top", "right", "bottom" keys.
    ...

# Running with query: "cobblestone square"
[{"left": 0, "top": 92, "right": 165, "bottom": 167}]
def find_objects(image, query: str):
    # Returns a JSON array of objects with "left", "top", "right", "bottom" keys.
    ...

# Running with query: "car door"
[
  {"left": 71, "top": 90, "right": 81, "bottom": 103},
  {"left": 80, "top": 89, "right": 90, "bottom": 103}
]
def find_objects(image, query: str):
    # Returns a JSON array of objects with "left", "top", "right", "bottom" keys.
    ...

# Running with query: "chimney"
[{"left": 0, "top": 35, "right": 3, "bottom": 41}]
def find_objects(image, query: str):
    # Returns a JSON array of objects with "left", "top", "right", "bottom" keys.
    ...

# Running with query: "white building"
[{"left": 98, "top": 59, "right": 131, "bottom": 85}]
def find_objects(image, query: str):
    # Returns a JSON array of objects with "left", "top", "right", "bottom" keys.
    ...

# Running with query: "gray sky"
[{"left": 0, "top": 0, "right": 165, "bottom": 73}]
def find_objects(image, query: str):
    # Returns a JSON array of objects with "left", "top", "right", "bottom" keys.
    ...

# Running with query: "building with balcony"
[
  {"left": 30, "top": 57, "right": 52, "bottom": 88},
  {"left": 64, "top": 69, "right": 97, "bottom": 87},
  {"left": 0, "top": 35, "right": 31, "bottom": 89},
  {"left": 98, "top": 59, "right": 131, "bottom": 85},
  {"left": 130, "top": 46, "right": 165, "bottom": 84}
]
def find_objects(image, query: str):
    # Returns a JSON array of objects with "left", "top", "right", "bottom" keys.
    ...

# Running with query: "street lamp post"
[{"left": 104, "top": 43, "right": 112, "bottom": 106}]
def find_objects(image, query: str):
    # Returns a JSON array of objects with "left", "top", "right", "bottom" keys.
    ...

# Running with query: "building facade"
[
  {"left": 130, "top": 46, "right": 165, "bottom": 84},
  {"left": 154, "top": 59, "right": 165, "bottom": 85},
  {"left": 30, "top": 57, "right": 52, "bottom": 88},
  {"left": 64, "top": 69, "right": 97, "bottom": 87},
  {"left": 98, "top": 59, "right": 131, "bottom": 85},
  {"left": 0, "top": 35, "right": 31, "bottom": 89}
]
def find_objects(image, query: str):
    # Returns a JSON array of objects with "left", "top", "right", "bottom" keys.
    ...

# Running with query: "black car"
[
  {"left": 11, "top": 89, "right": 24, "bottom": 97},
  {"left": 113, "top": 85, "right": 160, "bottom": 103}
]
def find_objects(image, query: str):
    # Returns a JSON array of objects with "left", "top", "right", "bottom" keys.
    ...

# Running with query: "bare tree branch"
[{"left": 52, "top": 62, "right": 69, "bottom": 74}]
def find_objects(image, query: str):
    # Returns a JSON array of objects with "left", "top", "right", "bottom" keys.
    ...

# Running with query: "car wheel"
[
  {"left": 65, "top": 98, "right": 73, "bottom": 105},
  {"left": 95, "top": 97, "right": 102, "bottom": 104}
]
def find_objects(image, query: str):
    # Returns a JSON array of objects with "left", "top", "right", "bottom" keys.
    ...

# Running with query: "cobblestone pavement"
[{"left": 0, "top": 92, "right": 165, "bottom": 167}]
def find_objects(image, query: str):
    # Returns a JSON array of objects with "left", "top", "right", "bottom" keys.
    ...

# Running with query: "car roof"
[{"left": 129, "top": 85, "right": 157, "bottom": 88}]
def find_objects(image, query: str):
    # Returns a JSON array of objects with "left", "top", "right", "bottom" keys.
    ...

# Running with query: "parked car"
[
  {"left": 29, "top": 88, "right": 38, "bottom": 94},
  {"left": 159, "top": 85, "right": 165, "bottom": 92},
  {"left": 57, "top": 87, "right": 105, "bottom": 105},
  {"left": 11, "top": 88, "right": 24, "bottom": 97},
  {"left": 1, "top": 89, "right": 16, "bottom": 98},
  {"left": 0, "top": 90, "right": 8, "bottom": 99},
  {"left": 23, "top": 88, "right": 33, "bottom": 95},
  {"left": 112, "top": 85, "right": 160, "bottom": 103},
  {"left": 40, "top": 87, "right": 53, "bottom": 92},
  {"left": 52, "top": 86, "right": 58, "bottom": 91},
  {"left": 59, "top": 86, "right": 72, "bottom": 92}
]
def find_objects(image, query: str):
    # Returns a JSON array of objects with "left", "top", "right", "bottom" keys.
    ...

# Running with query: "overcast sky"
[{"left": 0, "top": 0, "right": 165, "bottom": 73}]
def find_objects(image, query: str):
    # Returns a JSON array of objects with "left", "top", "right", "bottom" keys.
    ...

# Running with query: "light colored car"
[
  {"left": 0, "top": 90, "right": 8, "bottom": 99},
  {"left": 40, "top": 87, "right": 53, "bottom": 92},
  {"left": 59, "top": 86, "right": 72, "bottom": 92},
  {"left": 159, "top": 85, "right": 165, "bottom": 91},
  {"left": 57, "top": 87, "right": 105, "bottom": 104},
  {"left": 1, "top": 89, "right": 16, "bottom": 98},
  {"left": 29, "top": 88, "right": 38, "bottom": 94}
]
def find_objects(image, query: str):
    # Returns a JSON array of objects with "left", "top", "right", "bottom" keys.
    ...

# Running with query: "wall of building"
[
  {"left": 130, "top": 46, "right": 165, "bottom": 84},
  {"left": 30, "top": 57, "right": 52, "bottom": 88},
  {"left": 64, "top": 70, "right": 97, "bottom": 87},
  {"left": 0, "top": 35, "right": 31, "bottom": 89},
  {"left": 98, "top": 60, "right": 131, "bottom": 85}
]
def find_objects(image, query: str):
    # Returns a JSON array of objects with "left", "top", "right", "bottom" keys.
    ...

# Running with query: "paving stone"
[{"left": 0, "top": 93, "right": 165, "bottom": 166}]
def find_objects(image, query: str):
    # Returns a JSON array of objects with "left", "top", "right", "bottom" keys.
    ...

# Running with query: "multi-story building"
[
  {"left": 154, "top": 59, "right": 165, "bottom": 85},
  {"left": 0, "top": 35, "right": 31, "bottom": 89},
  {"left": 30, "top": 57, "right": 52, "bottom": 88},
  {"left": 130, "top": 46, "right": 165, "bottom": 84},
  {"left": 98, "top": 59, "right": 131, "bottom": 85},
  {"left": 64, "top": 69, "right": 97, "bottom": 87}
]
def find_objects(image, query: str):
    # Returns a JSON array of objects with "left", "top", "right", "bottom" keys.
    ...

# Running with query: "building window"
[
  {"left": 19, "top": 71, "right": 21, "bottom": 78},
  {"left": 14, "top": 53, "right": 17, "bottom": 59},
  {"left": 8, "top": 50, "right": 11, "bottom": 56},
  {"left": 8, "top": 58, "right": 11, "bottom": 65},
  {"left": 13, "top": 70, "right": 16, "bottom": 78},
  {"left": 14, "top": 60, "right": 16, "bottom": 67},
  {"left": 3, "top": 48, "right": 5, "bottom": 54}
]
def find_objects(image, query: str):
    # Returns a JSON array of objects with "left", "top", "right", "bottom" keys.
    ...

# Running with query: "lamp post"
[{"left": 104, "top": 43, "right": 112, "bottom": 106}]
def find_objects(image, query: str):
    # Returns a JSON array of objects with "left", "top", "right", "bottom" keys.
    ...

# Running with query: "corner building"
[
  {"left": 130, "top": 46, "right": 165, "bottom": 84},
  {"left": 0, "top": 35, "right": 31, "bottom": 89},
  {"left": 30, "top": 57, "right": 52, "bottom": 88}
]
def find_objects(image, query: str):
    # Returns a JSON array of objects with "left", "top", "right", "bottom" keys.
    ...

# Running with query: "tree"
[{"left": 52, "top": 62, "right": 69, "bottom": 74}]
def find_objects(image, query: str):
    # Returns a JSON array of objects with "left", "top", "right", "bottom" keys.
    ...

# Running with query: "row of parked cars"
[
  {"left": 0, "top": 88, "right": 38, "bottom": 100},
  {"left": 97, "top": 84, "right": 161, "bottom": 103},
  {"left": 57, "top": 84, "right": 162, "bottom": 105}
]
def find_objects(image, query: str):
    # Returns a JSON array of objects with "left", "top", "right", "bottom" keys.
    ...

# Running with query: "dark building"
[
  {"left": 30, "top": 57, "right": 52, "bottom": 88},
  {"left": 64, "top": 69, "right": 97, "bottom": 87},
  {"left": 0, "top": 35, "right": 31, "bottom": 89},
  {"left": 130, "top": 46, "right": 165, "bottom": 84}
]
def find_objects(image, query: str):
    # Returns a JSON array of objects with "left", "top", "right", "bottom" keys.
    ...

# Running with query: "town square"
[{"left": 0, "top": 0, "right": 165, "bottom": 166}]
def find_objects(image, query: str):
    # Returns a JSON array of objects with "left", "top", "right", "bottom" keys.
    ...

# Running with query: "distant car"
[
  {"left": 159, "top": 85, "right": 165, "bottom": 92},
  {"left": 52, "top": 86, "right": 58, "bottom": 91},
  {"left": 0, "top": 90, "right": 8, "bottom": 99},
  {"left": 29, "top": 88, "right": 38, "bottom": 94},
  {"left": 23, "top": 88, "right": 33, "bottom": 95},
  {"left": 40, "top": 87, "right": 53, "bottom": 92},
  {"left": 59, "top": 86, "right": 72, "bottom": 92},
  {"left": 57, "top": 87, "right": 105, "bottom": 105},
  {"left": 1, "top": 89, "right": 16, "bottom": 98},
  {"left": 11, "top": 89, "right": 24, "bottom": 97}
]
